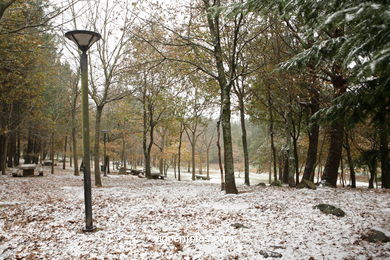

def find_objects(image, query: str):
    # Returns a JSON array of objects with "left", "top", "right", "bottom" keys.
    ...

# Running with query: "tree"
[{"left": 82, "top": 0, "right": 133, "bottom": 186}]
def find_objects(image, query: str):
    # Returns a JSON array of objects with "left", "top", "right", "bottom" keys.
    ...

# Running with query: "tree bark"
[
  {"left": 93, "top": 106, "right": 103, "bottom": 187},
  {"left": 368, "top": 157, "right": 377, "bottom": 189},
  {"left": 322, "top": 120, "right": 344, "bottom": 187},
  {"left": 14, "top": 131, "right": 20, "bottom": 166},
  {"left": 63, "top": 135, "right": 67, "bottom": 170},
  {"left": 344, "top": 132, "right": 356, "bottom": 188},
  {"left": 217, "top": 120, "right": 225, "bottom": 190},
  {"left": 266, "top": 85, "right": 277, "bottom": 181},
  {"left": 191, "top": 132, "right": 196, "bottom": 180},
  {"left": 69, "top": 140, "right": 72, "bottom": 167},
  {"left": 206, "top": 147, "right": 210, "bottom": 179},
  {"left": 177, "top": 122, "right": 183, "bottom": 181},
  {"left": 301, "top": 91, "right": 320, "bottom": 182},
  {"left": 7, "top": 131, "right": 15, "bottom": 168},
  {"left": 322, "top": 73, "right": 347, "bottom": 187},
  {"left": 50, "top": 132, "right": 54, "bottom": 174},
  {"left": 379, "top": 125, "right": 389, "bottom": 188},
  {"left": 238, "top": 97, "right": 250, "bottom": 185},
  {"left": 24, "top": 128, "right": 33, "bottom": 164},
  {"left": 0, "top": 0, "right": 15, "bottom": 21},
  {"left": 286, "top": 110, "right": 296, "bottom": 187},
  {"left": 205, "top": 0, "right": 237, "bottom": 194},
  {"left": 1, "top": 134, "right": 9, "bottom": 175},
  {"left": 71, "top": 126, "right": 79, "bottom": 176}
]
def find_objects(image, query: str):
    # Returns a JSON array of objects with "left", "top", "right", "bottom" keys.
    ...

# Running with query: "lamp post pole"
[
  {"left": 80, "top": 49, "right": 93, "bottom": 231},
  {"left": 65, "top": 30, "right": 101, "bottom": 232}
]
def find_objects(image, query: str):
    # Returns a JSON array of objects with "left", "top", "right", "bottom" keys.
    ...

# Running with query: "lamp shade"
[{"left": 65, "top": 30, "right": 101, "bottom": 51}]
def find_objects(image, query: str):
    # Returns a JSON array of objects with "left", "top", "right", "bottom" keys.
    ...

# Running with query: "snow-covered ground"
[{"left": 0, "top": 167, "right": 389, "bottom": 259}]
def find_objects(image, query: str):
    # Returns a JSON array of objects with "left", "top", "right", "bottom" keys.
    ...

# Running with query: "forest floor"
[{"left": 0, "top": 166, "right": 389, "bottom": 259}]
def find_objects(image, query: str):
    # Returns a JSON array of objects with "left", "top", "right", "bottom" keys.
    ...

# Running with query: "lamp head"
[{"left": 65, "top": 30, "right": 101, "bottom": 52}]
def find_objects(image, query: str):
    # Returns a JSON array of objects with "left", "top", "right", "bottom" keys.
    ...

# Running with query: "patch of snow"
[{"left": 0, "top": 167, "right": 389, "bottom": 259}]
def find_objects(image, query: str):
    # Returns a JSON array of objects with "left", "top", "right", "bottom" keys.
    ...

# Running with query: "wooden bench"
[
  {"left": 195, "top": 174, "right": 210, "bottom": 180},
  {"left": 151, "top": 172, "right": 164, "bottom": 179}
]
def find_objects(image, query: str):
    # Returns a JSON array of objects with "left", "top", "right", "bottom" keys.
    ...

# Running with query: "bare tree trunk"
[
  {"left": 344, "top": 132, "right": 356, "bottom": 188},
  {"left": 191, "top": 134, "right": 196, "bottom": 180},
  {"left": 69, "top": 140, "right": 72, "bottom": 167},
  {"left": 1, "top": 134, "right": 9, "bottom": 175},
  {"left": 177, "top": 122, "right": 183, "bottom": 181},
  {"left": 205, "top": 0, "right": 237, "bottom": 194},
  {"left": 217, "top": 120, "right": 225, "bottom": 190},
  {"left": 173, "top": 155, "right": 177, "bottom": 179},
  {"left": 322, "top": 75, "right": 347, "bottom": 187},
  {"left": 368, "top": 159, "right": 377, "bottom": 189},
  {"left": 7, "top": 131, "right": 15, "bottom": 168},
  {"left": 50, "top": 132, "right": 54, "bottom": 174},
  {"left": 267, "top": 85, "right": 277, "bottom": 181},
  {"left": 238, "top": 97, "right": 250, "bottom": 185},
  {"left": 379, "top": 125, "right": 389, "bottom": 188},
  {"left": 286, "top": 111, "right": 295, "bottom": 187},
  {"left": 71, "top": 126, "right": 79, "bottom": 176},
  {"left": 206, "top": 147, "right": 210, "bottom": 179},
  {"left": 93, "top": 106, "right": 103, "bottom": 186},
  {"left": 302, "top": 91, "right": 320, "bottom": 182},
  {"left": 14, "top": 131, "right": 20, "bottom": 166},
  {"left": 322, "top": 120, "right": 344, "bottom": 187},
  {"left": 340, "top": 155, "right": 345, "bottom": 187},
  {"left": 63, "top": 135, "right": 67, "bottom": 170}
]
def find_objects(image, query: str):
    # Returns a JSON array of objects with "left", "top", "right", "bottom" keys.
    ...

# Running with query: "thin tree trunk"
[
  {"left": 1, "top": 134, "right": 9, "bottom": 175},
  {"left": 173, "top": 155, "right": 177, "bottom": 179},
  {"left": 14, "top": 131, "right": 20, "bottom": 166},
  {"left": 206, "top": 147, "right": 210, "bottom": 179},
  {"left": 50, "top": 132, "right": 54, "bottom": 174},
  {"left": 93, "top": 106, "right": 103, "bottom": 186},
  {"left": 286, "top": 111, "right": 295, "bottom": 187},
  {"left": 340, "top": 155, "right": 345, "bottom": 187},
  {"left": 7, "top": 131, "right": 15, "bottom": 168},
  {"left": 71, "top": 127, "right": 79, "bottom": 176},
  {"left": 177, "top": 122, "right": 183, "bottom": 181},
  {"left": 292, "top": 137, "right": 300, "bottom": 184},
  {"left": 217, "top": 120, "right": 225, "bottom": 190},
  {"left": 63, "top": 135, "right": 67, "bottom": 170},
  {"left": 344, "top": 132, "right": 356, "bottom": 188},
  {"left": 191, "top": 134, "right": 196, "bottom": 180},
  {"left": 368, "top": 159, "right": 377, "bottom": 189},
  {"left": 267, "top": 85, "right": 277, "bottom": 181},
  {"left": 238, "top": 97, "right": 249, "bottom": 185},
  {"left": 301, "top": 91, "right": 320, "bottom": 182},
  {"left": 69, "top": 140, "right": 72, "bottom": 167},
  {"left": 379, "top": 125, "right": 389, "bottom": 188}
]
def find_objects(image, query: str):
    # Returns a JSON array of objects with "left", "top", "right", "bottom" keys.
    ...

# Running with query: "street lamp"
[
  {"left": 102, "top": 129, "right": 108, "bottom": 177},
  {"left": 65, "top": 30, "right": 101, "bottom": 232}
]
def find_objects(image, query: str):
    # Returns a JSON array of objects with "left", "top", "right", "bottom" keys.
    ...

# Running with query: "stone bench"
[
  {"left": 130, "top": 169, "right": 143, "bottom": 176},
  {"left": 12, "top": 164, "right": 37, "bottom": 177},
  {"left": 195, "top": 174, "right": 210, "bottom": 180},
  {"left": 150, "top": 172, "right": 164, "bottom": 180}
]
